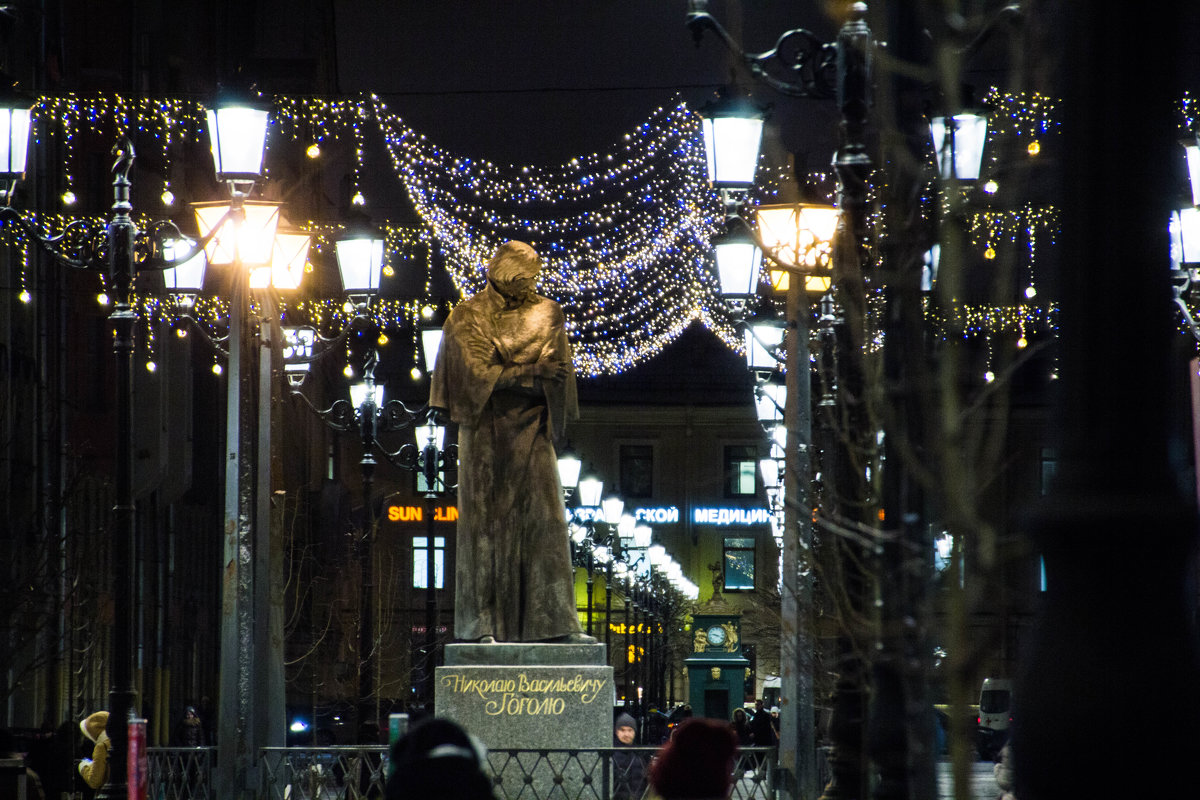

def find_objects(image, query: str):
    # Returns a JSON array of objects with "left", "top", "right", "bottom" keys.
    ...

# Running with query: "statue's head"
[{"left": 487, "top": 241, "right": 541, "bottom": 304}]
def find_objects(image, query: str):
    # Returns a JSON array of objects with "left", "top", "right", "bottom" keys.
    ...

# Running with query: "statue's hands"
[{"left": 531, "top": 357, "right": 570, "bottom": 383}]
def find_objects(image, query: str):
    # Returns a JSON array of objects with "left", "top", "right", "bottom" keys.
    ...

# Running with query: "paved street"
[{"left": 937, "top": 759, "right": 1000, "bottom": 800}]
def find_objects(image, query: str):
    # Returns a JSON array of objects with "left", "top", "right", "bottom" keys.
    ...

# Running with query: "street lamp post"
[
  {"left": 415, "top": 415, "right": 453, "bottom": 704},
  {"left": 182, "top": 96, "right": 314, "bottom": 800},
  {"left": 689, "top": 4, "right": 874, "bottom": 798},
  {"left": 0, "top": 128, "right": 241, "bottom": 800}
]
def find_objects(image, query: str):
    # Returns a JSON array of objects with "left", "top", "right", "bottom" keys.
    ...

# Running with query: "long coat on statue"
[{"left": 429, "top": 281, "right": 583, "bottom": 642}]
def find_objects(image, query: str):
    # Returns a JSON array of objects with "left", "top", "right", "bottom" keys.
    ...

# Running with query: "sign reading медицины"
[{"left": 439, "top": 671, "right": 608, "bottom": 716}]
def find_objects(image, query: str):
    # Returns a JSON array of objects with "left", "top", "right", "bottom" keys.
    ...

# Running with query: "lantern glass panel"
[
  {"left": 702, "top": 115, "right": 764, "bottom": 187},
  {"left": 207, "top": 106, "right": 269, "bottom": 180}
]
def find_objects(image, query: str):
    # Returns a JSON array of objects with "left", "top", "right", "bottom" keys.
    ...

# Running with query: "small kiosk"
[{"left": 685, "top": 613, "right": 750, "bottom": 721}]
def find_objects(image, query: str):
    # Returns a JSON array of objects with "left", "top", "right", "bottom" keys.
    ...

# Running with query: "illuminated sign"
[
  {"left": 633, "top": 506, "right": 680, "bottom": 524},
  {"left": 568, "top": 505, "right": 768, "bottom": 527},
  {"left": 692, "top": 507, "right": 771, "bottom": 526},
  {"left": 387, "top": 505, "right": 458, "bottom": 522}
]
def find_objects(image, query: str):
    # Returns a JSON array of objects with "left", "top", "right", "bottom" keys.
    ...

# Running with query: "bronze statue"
[{"left": 430, "top": 241, "right": 593, "bottom": 644}]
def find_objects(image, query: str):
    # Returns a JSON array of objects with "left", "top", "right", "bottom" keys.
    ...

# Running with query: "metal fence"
[
  {"left": 147, "top": 747, "right": 215, "bottom": 800},
  {"left": 148, "top": 745, "right": 779, "bottom": 800}
]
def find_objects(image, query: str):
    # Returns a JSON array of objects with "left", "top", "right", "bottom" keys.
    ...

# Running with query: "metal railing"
[
  {"left": 148, "top": 745, "right": 778, "bottom": 800},
  {"left": 147, "top": 747, "right": 215, "bottom": 800}
]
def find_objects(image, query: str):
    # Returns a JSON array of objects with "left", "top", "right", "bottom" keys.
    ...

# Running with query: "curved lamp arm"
[{"left": 686, "top": 1, "right": 838, "bottom": 99}]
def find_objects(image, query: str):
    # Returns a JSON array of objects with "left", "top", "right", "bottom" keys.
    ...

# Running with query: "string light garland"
[
  {"left": 373, "top": 94, "right": 738, "bottom": 375},
  {"left": 13, "top": 87, "right": 1199, "bottom": 373}
]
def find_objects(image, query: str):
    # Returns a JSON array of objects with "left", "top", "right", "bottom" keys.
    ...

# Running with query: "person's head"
[
  {"left": 732, "top": 708, "right": 746, "bottom": 725},
  {"left": 649, "top": 717, "right": 738, "bottom": 800},
  {"left": 185, "top": 706, "right": 197, "bottom": 719},
  {"left": 487, "top": 241, "right": 541, "bottom": 304},
  {"left": 614, "top": 712, "right": 637, "bottom": 745},
  {"left": 755, "top": 699, "right": 764, "bottom": 711},
  {"left": 80, "top": 711, "right": 109, "bottom": 743},
  {"left": 385, "top": 717, "right": 494, "bottom": 800}
]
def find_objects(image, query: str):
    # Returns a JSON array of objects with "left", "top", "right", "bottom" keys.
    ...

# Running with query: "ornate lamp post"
[
  {"left": 0, "top": 87, "right": 284, "bottom": 800},
  {"left": 689, "top": 4, "right": 873, "bottom": 797},
  {"left": 185, "top": 94, "right": 314, "bottom": 800}
]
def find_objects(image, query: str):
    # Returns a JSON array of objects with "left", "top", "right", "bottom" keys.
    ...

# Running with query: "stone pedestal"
[{"left": 436, "top": 643, "right": 614, "bottom": 798}]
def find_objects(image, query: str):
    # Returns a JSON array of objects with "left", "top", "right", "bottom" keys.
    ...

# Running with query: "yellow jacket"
[{"left": 78, "top": 731, "right": 110, "bottom": 790}]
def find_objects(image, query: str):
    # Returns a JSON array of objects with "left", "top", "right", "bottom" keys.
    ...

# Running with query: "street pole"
[
  {"left": 360, "top": 413, "right": 377, "bottom": 729},
  {"left": 779, "top": 278, "right": 816, "bottom": 800},
  {"left": 422, "top": 435, "right": 440, "bottom": 705},
  {"left": 218, "top": 207, "right": 259, "bottom": 800},
  {"left": 585, "top": 545, "right": 595, "bottom": 637},
  {"left": 96, "top": 145, "right": 138, "bottom": 800},
  {"left": 254, "top": 299, "right": 285, "bottom": 751}
]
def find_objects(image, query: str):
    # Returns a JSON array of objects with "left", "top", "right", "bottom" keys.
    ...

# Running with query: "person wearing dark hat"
[
  {"left": 384, "top": 717, "right": 495, "bottom": 800},
  {"left": 77, "top": 711, "right": 110, "bottom": 792},
  {"left": 612, "top": 711, "right": 647, "bottom": 800},
  {"left": 648, "top": 717, "right": 738, "bottom": 800},
  {"left": 172, "top": 706, "right": 206, "bottom": 747}
]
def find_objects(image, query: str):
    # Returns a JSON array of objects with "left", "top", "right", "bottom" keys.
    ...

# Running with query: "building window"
[
  {"left": 1040, "top": 447, "right": 1057, "bottom": 496},
  {"left": 619, "top": 444, "right": 654, "bottom": 498},
  {"left": 724, "top": 445, "right": 758, "bottom": 497},
  {"left": 723, "top": 536, "right": 756, "bottom": 591},
  {"left": 413, "top": 536, "right": 446, "bottom": 589}
]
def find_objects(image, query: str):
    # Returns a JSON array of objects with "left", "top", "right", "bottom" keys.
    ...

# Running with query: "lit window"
[
  {"left": 723, "top": 536, "right": 756, "bottom": 591},
  {"left": 724, "top": 445, "right": 757, "bottom": 497},
  {"left": 413, "top": 536, "right": 446, "bottom": 589}
]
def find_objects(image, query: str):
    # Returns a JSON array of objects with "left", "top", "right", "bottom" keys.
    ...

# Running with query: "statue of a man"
[{"left": 430, "top": 241, "right": 593, "bottom": 644}]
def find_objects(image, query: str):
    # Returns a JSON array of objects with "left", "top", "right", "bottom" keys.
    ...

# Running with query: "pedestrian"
[
  {"left": 384, "top": 717, "right": 495, "bottom": 800},
  {"left": 648, "top": 717, "right": 738, "bottom": 800},
  {"left": 171, "top": 706, "right": 206, "bottom": 747},
  {"left": 76, "top": 711, "right": 110, "bottom": 792},
  {"left": 0, "top": 727, "right": 46, "bottom": 800},
  {"left": 994, "top": 743, "right": 1016, "bottom": 800},
  {"left": 749, "top": 699, "right": 777, "bottom": 747},
  {"left": 731, "top": 708, "right": 753, "bottom": 747},
  {"left": 612, "top": 712, "right": 647, "bottom": 800}
]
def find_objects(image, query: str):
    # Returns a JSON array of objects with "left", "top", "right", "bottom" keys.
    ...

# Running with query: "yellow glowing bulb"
[
  {"left": 1027, "top": 140, "right": 1041, "bottom": 156},
  {"left": 61, "top": 190, "right": 77, "bottom": 206},
  {"left": 410, "top": 366, "right": 422, "bottom": 380},
  {"left": 175, "top": 327, "right": 188, "bottom": 339},
  {"left": 984, "top": 247, "right": 996, "bottom": 260},
  {"left": 97, "top": 293, "right": 110, "bottom": 306},
  {"left": 212, "top": 363, "right": 223, "bottom": 375},
  {"left": 161, "top": 189, "right": 175, "bottom": 206},
  {"left": 351, "top": 191, "right": 366, "bottom": 206},
  {"left": 18, "top": 290, "right": 30, "bottom": 304},
  {"left": 306, "top": 143, "right": 321, "bottom": 159},
  {"left": 984, "top": 370, "right": 995, "bottom": 383},
  {"left": 1017, "top": 336, "right": 1028, "bottom": 349},
  {"left": 383, "top": 265, "right": 395, "bottom": 278},
  {"left": 343, "top": 365, "right": 354, "bottom": 378},
  {"left": 146, "top": 361, "right": 157, "bottom": 373},
  {"left": 421, "top": 305, "right": 435, "bottom": 319},
  {"left": 376, "top": 333, "right": 389, "bottom": 346},
  {"left": 983, "top": 180, "right": 999, "bottom": 194}
]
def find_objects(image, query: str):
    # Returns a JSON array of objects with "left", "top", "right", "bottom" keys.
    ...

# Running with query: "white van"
[{"left": 976, "top": 678, "right": 1013, "bottom": 759}]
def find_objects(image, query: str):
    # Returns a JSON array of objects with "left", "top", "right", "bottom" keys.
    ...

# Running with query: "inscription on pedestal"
[
  {"left": 436, "top": 663, "right": 613, "bottom": 750},
  {"left": 440, "top": 671, "right": 608, "bottom": 718}
]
